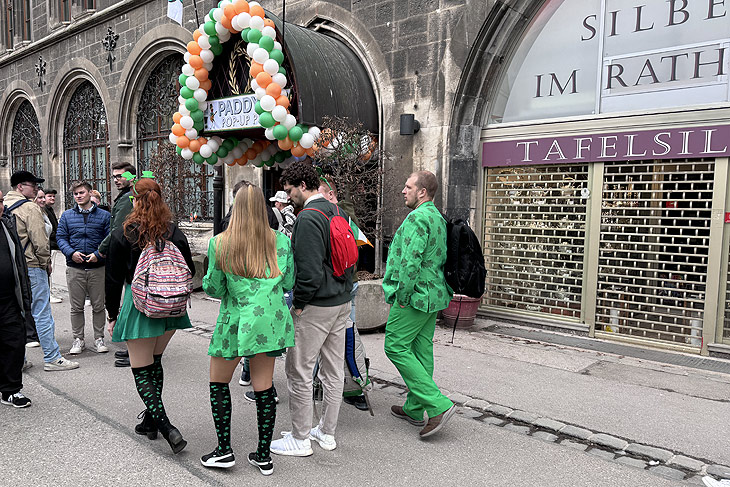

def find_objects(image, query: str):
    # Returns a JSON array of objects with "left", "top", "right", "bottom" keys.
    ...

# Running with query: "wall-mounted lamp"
[{"left": 399, "top": 114, "right": 420, "bottom": 135}]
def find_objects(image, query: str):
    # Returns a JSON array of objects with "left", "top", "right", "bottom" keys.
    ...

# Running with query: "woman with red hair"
[{"left": 105, "top": 177, "right": 194, "bottom": 454}]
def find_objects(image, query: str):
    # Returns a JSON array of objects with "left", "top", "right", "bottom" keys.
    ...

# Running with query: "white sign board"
[
  {"left": 204, "top": 94, "right": 260, "bottom": 132},
  {"left": 491, "top": 0, "right": 730, "bottom": 124}
]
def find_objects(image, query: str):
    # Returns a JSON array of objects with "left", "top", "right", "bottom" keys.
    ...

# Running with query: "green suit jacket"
[{"left": 382, "top": 201, "right": 453, "bottom": 313}]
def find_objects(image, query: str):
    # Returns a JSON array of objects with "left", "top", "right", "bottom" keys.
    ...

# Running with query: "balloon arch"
[{"left": 168, "top": 0, "right": 321, "bottom": 169}]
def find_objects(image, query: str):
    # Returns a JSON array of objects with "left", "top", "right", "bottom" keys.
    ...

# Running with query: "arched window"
[
  {"left": 11, "top": 100, "right": 42, "bottom": 177},
  {"left": 63, "top": 81, "right": 109, "bottom": 206},
  {"left": 137, "top": 53, "right": 213, "bottom": 221}
]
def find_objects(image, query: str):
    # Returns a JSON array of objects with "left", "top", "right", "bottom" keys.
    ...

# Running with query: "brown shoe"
[
  {"left": 391, "top": 405, "right": 426, "bottom": 427},
  {"left": 419, "top": 405, "right": 457, "bottom": 438}
]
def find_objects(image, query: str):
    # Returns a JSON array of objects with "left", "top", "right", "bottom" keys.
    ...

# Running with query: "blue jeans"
[
  {"left": 28, "top": 267, "right": 61, "bottom": 363},
  {"left": 349, "top": 281, "right": 359, "bottom": 323}
]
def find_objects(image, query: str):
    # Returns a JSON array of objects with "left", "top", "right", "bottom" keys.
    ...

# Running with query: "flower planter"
[
  {"left": 441, "top": 295, "right": 481, "bottom": 329},
  {"left": 354, "top": 279, "right": 390, "bottom": 331}
]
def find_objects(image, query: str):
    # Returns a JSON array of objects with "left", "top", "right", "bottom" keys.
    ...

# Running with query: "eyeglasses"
[
  {"left": 112, "top": 174, "right": 125, "bottom": 180},
  {"left": 21, "top": 182, "right": 38, "bottom": 189}
]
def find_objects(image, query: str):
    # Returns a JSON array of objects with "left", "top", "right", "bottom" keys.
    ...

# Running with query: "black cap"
[
  {"left": 10, "top": 170, "right": 45, "bottom": 187},
  {"left": 45, "top": 188, "right": 58, "bottom": 195}
]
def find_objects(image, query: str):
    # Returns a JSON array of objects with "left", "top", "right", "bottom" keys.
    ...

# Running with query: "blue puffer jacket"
[{"left": 57, "top": 204, "right": 111, "bottom": 269}]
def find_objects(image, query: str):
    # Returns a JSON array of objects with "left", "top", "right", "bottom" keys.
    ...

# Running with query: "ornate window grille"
[
  {"left": 136, "top": 54, "right": 213, "bottom": 221},
  {"left": 11, "top": 100, "right": 42, "bottom": 177},
  {"left": 63, "top": 81, "right": 110, "bottom": 207}
]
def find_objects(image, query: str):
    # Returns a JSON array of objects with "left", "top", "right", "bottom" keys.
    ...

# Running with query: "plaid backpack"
[{"left": 131, "top": 240, "right": 192, "bottom": 319}]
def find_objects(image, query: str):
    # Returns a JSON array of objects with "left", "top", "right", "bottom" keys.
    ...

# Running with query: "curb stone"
[
  {"left": 485, "top": 404, "right": 513, "bottom": 417},
  {"left": 668, "top": 455, "right": 705, "bottom": 472},
  {"left": 707, "top": 465, "right": 730, "bottom": 478},
  {"left": 508, "top": 409, "right": 540, "bottom": 424},
  {"left": 625, "top": 444, "right": 675, "bottom": 463},
  {"left": 532, "top": 417, "right": 566, "bottom": 432},
  {"left": 648, "top": 465, "right": 687, "bottom": 481},
  {"left": 463, "top": 398, "right": 490, "bottom": 410},
  {"left": 589, "top": 433, "right": 629, "bottom": 451},
  {"left": 560, "top": 425, "right": 593, "bottom": 440}
]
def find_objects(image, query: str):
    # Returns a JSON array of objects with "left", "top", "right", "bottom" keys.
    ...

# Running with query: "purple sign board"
[{"left": 482, "top": 125, "right": 730, "bottom": 167}]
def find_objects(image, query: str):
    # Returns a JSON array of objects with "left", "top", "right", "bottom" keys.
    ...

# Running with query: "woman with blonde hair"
[
  {"left": 105, "top": 177, "right": 194, "bottom": 454},
  {"left": 201, "top": 183, "right": 294, "bottom": 475}
]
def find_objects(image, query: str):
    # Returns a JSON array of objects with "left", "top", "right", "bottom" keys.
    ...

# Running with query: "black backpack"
[
  {"left": 444, "top": 218, "right": 486, "bottom": 298},
  {"left": 5, "top": 200, "right": 31, "bottom": 250}
]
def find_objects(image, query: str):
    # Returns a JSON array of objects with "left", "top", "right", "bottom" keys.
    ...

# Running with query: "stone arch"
[
  {"left": 117, "top": 23, "right": 190, "bottom": 145},
  {"left": 0, "top": 80, "right": 42, "bottom": 173},
  {"left": 446, "top": 0, "right": 544, "bottom": 220}
]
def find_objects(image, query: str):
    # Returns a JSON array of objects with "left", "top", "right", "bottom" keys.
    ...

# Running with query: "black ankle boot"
[
  {"left": 160, "top": 423, "right": 187, "bottom": 454},
  {"left": 134, "top": 410, "right": 158, "bottom": 440}
]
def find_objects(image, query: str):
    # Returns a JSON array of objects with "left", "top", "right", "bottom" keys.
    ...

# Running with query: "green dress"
[
  {"left": 112, "top": 284, "right": 192, "bottom": 342},
  {"left": 203, "top": 231, "right": 295, "bottom": 359}
]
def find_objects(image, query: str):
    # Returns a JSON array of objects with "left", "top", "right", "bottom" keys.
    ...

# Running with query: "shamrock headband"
[{"left": 124, "top": 171, "right": 157, "bottom": 197}]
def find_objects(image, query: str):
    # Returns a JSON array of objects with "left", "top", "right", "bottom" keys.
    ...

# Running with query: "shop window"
[
  {"left": 3, "top": 0, "right": 13, "bottom": 49},
  {"left": 136, "top": 53, "right": 213, "bottom": 221},
  {"left": 11, "top": 100, "right": 42, "bottom": 177},
  {"left": 63, "top": 81, "right": 110, "bottom": 207}
]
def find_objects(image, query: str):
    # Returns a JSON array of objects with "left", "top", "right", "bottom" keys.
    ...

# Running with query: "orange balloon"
[
  {"left": 278, "top": 137, "right": 293, "bottom": 150},
  {"left": 266, "top": 83, "right": 281, "bottom": 98},
  {"left": 255, "top": 72, "right": 272, "bottom": 88},
  {"left": 173, "top": 112, "right": 183, "bottom": 124},
  {"left": 200, "top": 79, "right": 212, "bottom": 91},
  {"left": 233, "top": 0, "right": 249, "bottom": 14},
  {"left": 189, "top": 55, "right": 203, "bottom": 69},
  {"left": 245, "top": 148, "right": 257, "bottom": 159},
  {"left": 252, "top": 141, "right": 264, "bottom": 152},
  {"left": 249, "top": 62, "right": 264, "bottom": 78},
  {"left": 198, "top": 137, "right": 208, "bottom": 146},
  {"left": 305, "top": 147, "right": 315, "bottom": 156},
  {"left": 187, "top": 41, "right": 201, "bottom": 55},
  {"left": 226, "top": 160, "right": 237, "bottom": 166},
  {"left": 276, "top": 95, "right": 290, "bottom": 109},
  {"left": 237, "top": 158, "right": 248, "bottom": 166},
  {"left": 221, "top": 16, "right": 232, "bottom": 30},
  {"left": 176, "top": 136, "right": 190, "bottom": 148},
  {"left": 250, "top": 5, "right": 265, "bottom": 18},
  {"left": 291, "top": 145, "right": 306, "bottom": 157},
  {"left": 262, "top": 140, "right": 271, "bottom": 148},
  {"left": 171, "top": 124, "right": 185, "bottom": 136},
  {"left": 223, "top": 4, "right": 237, "bottom": 19},
  {"left": 263, "top": 18, "right": 275, "bottom": 28},
  {"left": 193, "top": 29, "right": 202, "bottom": 41},
  {"left": 189, "top": 139, "right": 201, "bottom": 153},
  {"left": 194, "top": 67, "right": 209, "bottom": 81}
]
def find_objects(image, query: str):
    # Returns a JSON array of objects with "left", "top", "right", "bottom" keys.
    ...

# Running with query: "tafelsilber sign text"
[
  {"left": 482, "top": 124, "right": 730, "bottom": 166},
  {"left": 204, "top": 94, "right": 259, "bottom": 132}
]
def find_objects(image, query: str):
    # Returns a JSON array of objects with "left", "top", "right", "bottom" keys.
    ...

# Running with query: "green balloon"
[
  {"left": 204, "top": 21, "right": 217, "bottom": 36},
  {"left": 178, "top": 74, "right": 188, "bottom": 86},
  {"left": 258, "top": 112, "right": 276, "bottom": 128},
  {"left": 217, "top": 147, "right": 229, "bottom": 158},
  {"left": 288, "top": 126, "right": 303, "bottom": 142},
  {"left": 217, "top": 1, "right": 224, "bottom": 7},
  {"left": 228, "top": 137, "right": 239, "bottom": 147},
  {"left": 272, "top": 124, "right": 288, "bottom": 140},
  {"left": 270, "top": 49, "right": 284, "bottom": 65},
  {"left": 185, "top": 98, "right": 199, "bottom": 111},
  {"left": 248, "top": 28, "right": 262, "bottom": 44},
  {"left": 278, "top": 67, "right": 286, "bottom": 75},
  {"left": 264, "top": 157, "right": 276, "bottom": 167},
  {"left": 222, "top": 139, "right": 235, "bottom": 151},
  {"left": 176, "top": 146, "right": 183, "bottom": 155},
  {"left": 254, "top": 101, "right": 264, "bottom": 115},
  {"left": 274, "top": 152, "right": 286, "bottom": 163},
  {"left": 259, "top": 36, "right": 274, "bottom": 52},
  {"left": 180, "top": 87, "right": 194, "bottom": 99},
  {"left": 191, "top": 109, "right": 204, "bottom": 122},
  {"left": 208, "top": 9, "right": 216, "bottom": 21},
  {"left": 211, "top": 43, "right": 223, "bottom": 56},
  {"left": 193, "top": 153, "right": 205, "bottom": 164},
  {"left": 207, "top": 153, "right": 218, "bottom": 165},
  {"left": 284, "top": 150, "right": 292, "bottom": 157},
  {"left": 208, "top": 35, "right": 220, "bottom": 47},
  {"left": 241, "top": 28, "right": 251, "bottom": 42},
  {"left": 194, "top": 120, "right": 204, "bottom": 131}
]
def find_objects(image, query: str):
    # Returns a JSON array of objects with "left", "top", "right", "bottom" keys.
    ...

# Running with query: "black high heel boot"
[
  {"left": 134, "top": 410, "right": 158, "bottom": 440},
  {"left": 159, "top": 423, "right": 187, "bottom": 454}
]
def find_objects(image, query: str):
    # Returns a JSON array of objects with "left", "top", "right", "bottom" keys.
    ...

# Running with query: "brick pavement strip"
[
  {"left": 588, "top": 448, "right": 617, "bottom": 461},
  {"left": 503, "top": 423, "right": 531, "bottom": 435},
  {"left": 507, "top": 409, "right": 540, "bottom": 424},
  {"left": 448, "top": 392, "right": 472, "bottom": 404},
  {"left": 707, "top": 465, "right": 730, "bottom": 478},
  {"left": 464, "top": 399, "right": 490, "bottom": 410},
  {"left": 485, "top": 403, "right": 513, "bottom": 417},
  {"left": 481, "top": 416, "right": 506, "bottom": 426},
  {"left": 560, "top": 425, "right": 593, "bottom": 440},
  {"left": 559, "top": 439, "right": 588, "bottom": 452},
  {"left": 667, "top": 455, "right": 706, "bottom": 472},
  {"left": 533, "top": 417, "right": 567, "bottom": 433},
  {"left": 456, "top": 407, "right": 483, "bottom": 419},
  {"left": 589, "top": 433, "right": 629, "bottom": 451},
  {"left": 531, "top": 431, "right": 559, "bottom": 442},
  {"left": 615, "top": 456, "right": 648, "bottom": 469},
  {"left": 624, "top": 444, "right": 675, "bottom": 463},
  {"left": 648, "top": 465, "right": 687, "bottom": 481}
]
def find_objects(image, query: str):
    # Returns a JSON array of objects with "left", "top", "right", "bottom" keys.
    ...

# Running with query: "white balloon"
[
  {"left": 179, "top": 104, "right": 191, "bottom": 116},
  {"left": 255, "top": 87, "right": 266, "bottom": 100},
  {"left": 219, "top": 0, "right": 231, "bottom": 7},
  {"left": 185, "top": 128, "right": 198, "bottom": 139},
  {"left": 253, "top": 48, "right": 269, "bottom": 64},
  {"left": 263, "top": 59, "right": 279, "bottom": 75},
  {"left": 222, "top": 153, "right": 235, "bottom": 164},
  {"left": 215, "top": 21, "right": 228, "bottom": 36},
  {"left": 232, "top": 146, "right": 244, "bottom": 159},
  {"left": 237, "top": 12, "right": 251, "bottom": 30},
  {"left": 198, "top": 101, "right": 208, "bottom": 111},
  {"left": 271, "top": 105, "right": 287, "bottom": 122},
  {"left": 272, "top": 73, "right": 287, "bottom": 87},
  {"left": 231, "top": 14, "right": 243, "bottom": 31},
  {"left": 213, "top": 8, "right": 224, "bottom": 21},
  {"left": 251, "top": 79, "right": 260, "bottom": 91},
  {"left": 200, "top": 144, "right": 213, "bottom": 158},
  {"left": 193, "top": 88, "right": 207, "bottom": 102},
  {"left": 260, "top": 95, "right": 276, "bottom": 111},
  {"left": 252, "top": 155, "right": 263, "bottom": 167},
  {"left": 214, "top": 160, "right": 224, "bottom": 167},
  {"left": 250, "top": 16, "right": 265, "bottom": 31},
  {"left": 185, "top": 76, "right": 200, "bottom": 91},
  {"left": 203, "top": 62, "right": 213, "bottom": 71},
  {"left": 246, "top": 42, "right": 259, "bottom": 58},
  {"left": 180, "top": 116, "right": 194, "bottom": 129},
  {"left": 273, "top": 41, "right": 282, "bottom": 51},
  {"left": 212, "top": 136, "right": 223, "bottom": 145},
  {"left": 198, "top": 35, "right": 211, "bottom": 50},
  {"left": 184, "top": 52, "right": 191, "bottom": 62},
  {"left": 182, "top": 64, "right": 195, "bottom": 76},
  {"left": 249, "top": 1, "right": 261, "bottom": 6},
  {"left": 308, "top": 126, "right": 321, "bottom": 139},
  {"left": 242, "top": 138, "right": 254, "bottom": 146},
  {"left": 181, "top": 148, "right": 194, "bottom": 160},
  {"left": 168, "top": 132, "right": 178, "bottom": 144},
  {"left": 207, "top": 139, "right": 220, "bottom": 152},
  {"left": 178, "top": 96, "right": 186, "bottom": 106},
  {"left": 283, "top": 114, "right": 296, "bottom": 130},
  {"left": 200, "top": 49, "right": 214, "bottom": 63},
  {"left": 299, "top": 133, "right": 314, "bottom": 149},
  {"left": 262, "top": 26, "right": 276, "bottom": 39},
  {"left": 199, "top": 23, "right": 206, "bottom": 33},
  {"left": 219, "top": 31, "right": 231, "bottom": 42}
]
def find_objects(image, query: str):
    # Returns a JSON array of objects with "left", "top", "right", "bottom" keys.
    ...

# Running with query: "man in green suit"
[{"left": 383, "top": 170, "right": 455, "bottom": 438}]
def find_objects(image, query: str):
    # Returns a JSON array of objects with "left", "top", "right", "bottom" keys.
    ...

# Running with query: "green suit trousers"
[{"left": 384, "top": 305, "right": 454, "bottom": 421}]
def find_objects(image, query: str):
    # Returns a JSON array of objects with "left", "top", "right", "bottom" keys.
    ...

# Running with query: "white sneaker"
[
  {"left": 94, "top": 338, "right": 109, "bottom": 353},
  {"left": 702, "top": 477, "right": 730, "bottom": 487},
  {"left": 69, "top": 338, "right": 85, "bottom": 355},
  {"left": 50, "top": 296, "right": 62, "bottom": 304},
  {"left": 270, "top": 432, "right": 313, "bottom": 457},
  {"left": 309, "top": 424, "right": 336, "bottom": 451},
  {"left": 44, "top": 356, "right": 80, "bottom": 371},
  {"left": 85, "top": 299, "right": 91, "bottom": 307},
  {"left": 25, "top": 341, "right": 40, "bottom": 348}
]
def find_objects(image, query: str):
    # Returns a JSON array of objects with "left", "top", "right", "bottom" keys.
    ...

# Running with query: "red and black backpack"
[{"left": 302, "top": 203, "right": 358, "bottom": 280}]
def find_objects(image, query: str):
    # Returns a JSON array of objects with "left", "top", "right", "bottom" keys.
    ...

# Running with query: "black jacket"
[
  {"left": 44, "top": 206, "right": 59, "bottom": 251},
  {"left": 0, "top": 213, "right": 33, "bottom": 319},
  {"left": 105, "top": 223, "right": 195, "bottom": 320}
]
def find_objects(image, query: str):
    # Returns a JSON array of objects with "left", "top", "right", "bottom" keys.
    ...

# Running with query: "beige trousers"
[
  {"left": 285, "top": 302, "right": 351, "bottom": 440},
  {"left": 66, "top": 266, "right": 106, "bottom": 340}
]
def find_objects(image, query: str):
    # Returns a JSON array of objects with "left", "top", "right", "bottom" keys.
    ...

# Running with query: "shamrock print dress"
[{"left": 203, "top": 231, "right": 295, "bottom": 359}]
